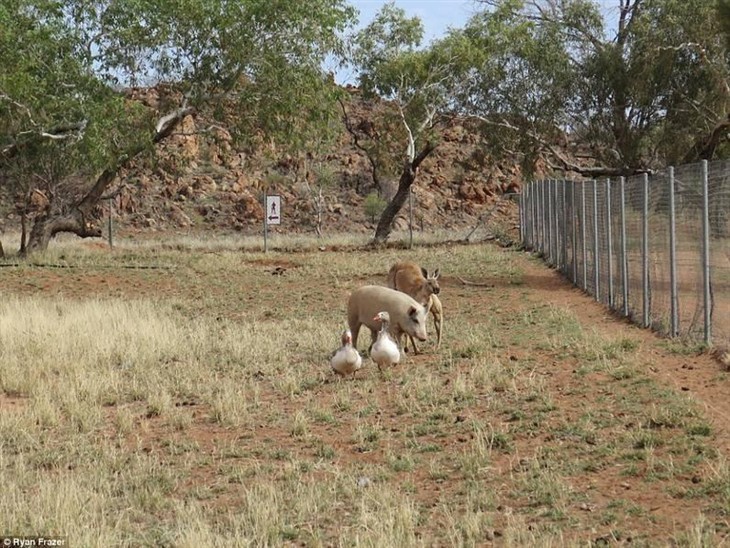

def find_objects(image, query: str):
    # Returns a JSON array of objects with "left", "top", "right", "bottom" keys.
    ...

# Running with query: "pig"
[
  {"left": 346, "top": 285, "right": 428, "bottom": 353},
  {"left": 387, "top": 261, "right": 442, "bottom": 352}
]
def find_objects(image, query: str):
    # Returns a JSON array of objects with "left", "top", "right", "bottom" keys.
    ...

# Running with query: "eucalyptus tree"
[
  {"left": 459, "top": 0, "right": 729, "bottom": 176},
  {"left": 718, "top": 0, "right": 730, "bottom": 51},
  {"left": 347, "top": 2, "right": 461, "bottom": 244},
  {"left": 0, "top": 0, "right": 136, "bottom": 252},
  {"left": 0, "top": 0, "right": 354, "bottom": 253}
]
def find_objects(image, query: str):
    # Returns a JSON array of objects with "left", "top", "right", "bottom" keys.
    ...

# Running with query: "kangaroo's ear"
[
  {"left": 408, "top": 305, "right": 419, "bottom": 319},
  {"left": 420, "top": 266, "right": 428, "bottom": 278},
  {"left": 432, "top": 268, "right": 440, "bottom": 279}
]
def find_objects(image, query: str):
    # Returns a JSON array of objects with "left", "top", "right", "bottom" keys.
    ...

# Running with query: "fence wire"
[{"left": 522, "top": 159, "right": 730, "bottom": 351}]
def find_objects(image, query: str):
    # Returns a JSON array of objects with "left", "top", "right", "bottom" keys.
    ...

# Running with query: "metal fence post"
[
  {"left": 553, "top": 179, "right": 560, "bottom": 270},
  {"left": 642, "top": 173, "right": 650, "bottom": 328},
  {"left": 547, "top": 179, "right": 554, "bottom": 265},
  {"left": 550, "top": 179, "right": 555, "bottom": 266},
  {"left": 606, "top": 178, "right": 614, "bottom": 309},
  {"left": 535, "top": 181, "right": 542, "bottom": 255},
  {"left": 524, "top": 183, "right": 529, "bottom": 249},
  {"left": 517, "top": 186, "right": 522, "bottom": 246},
  {"left": 263, "top": 190, "right": 269, "bottom": 253},
  {"left": 553, "top": 179, "right": 561, "bottom": 270},
  {"left": 593, "top": 179, "right": 600, "bottom": 302},
  {"left": 532, "top": 183, "right": 537, "bottom": 252},
  {"left": 548, "top": 179, "right": 555, "bottom": 266},
  {"left": 532, "top": 181, "right": 540, "bottom": 251},
  {"left": 556, "top": 179, "right": 562, "bottom": 271},
  {"left": 545, "top": 180, "right": 549, "bottom": 258},
  {"left": 572, "top": 181, "right": 578, "bottom": 285},
  {"left": 525, "top": 181, "right": 533, "bottom": 249},
  {"left": 538, "top": 181, "right": 544, "bottom": 256},
  {"left": 620, "top": 176, "right": 629, "bottom": 317},
  {"left": 668, "top": 166, "right": 679, "bottom": 337},
  {"left": 560, "top": 179, "right": 568, "bottom": 274},
  {"left": 409, "top": 186, "right": 414, "bottom": 249},
  {"left": 542, "top": 180, "right": 547, "bottom": 257},
  {"left": 701, "top": 160, "right": 712, "bottom": 345},
  {"left": 107, "top": 197, "right": 114, "bottom": 249},
  {"left": 523, "top": 183, "right": 529, "bottom": 249},
  {"left": 535, "top": 182, "right": 540, "bottom": 252},
  {"left": 531, "top": 182, "right": 536, "bottom": 250},
  {"left": 581, "top": 181, "right": 588, "bottom": 291}
]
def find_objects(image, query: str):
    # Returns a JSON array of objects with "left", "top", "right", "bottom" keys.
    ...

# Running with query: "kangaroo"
[{"left": 387, "top": 261, "right": 442, "bottom": 352}]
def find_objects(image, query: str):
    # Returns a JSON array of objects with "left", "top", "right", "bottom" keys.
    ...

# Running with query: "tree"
[
  {"left": 363, "top": 191, "right": 387, "bottom": 223},
  {"left": 1, "top": 0, "right": 355, "bottom": 254},
  {"left": 348, "top": 3, "right": 458, "bottom": 244},
  {"left": 1, "top": 0, "right": 144, "bottom": 252},
  {"left": 458, "top": 0, "right": 729, "bottom": 176},
  {"left": 717, "top": 0, "right": 730, "bottom": 50},
  {"left": 298, "top": 163, "right": 338, "bottom": 237}
]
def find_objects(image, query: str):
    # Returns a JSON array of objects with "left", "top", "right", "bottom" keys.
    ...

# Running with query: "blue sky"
[
  {"left": 333, "top": 0, "right": 479, "bottom": 84},
  {"left": 352, "top": 0, "right": 479, "bottom": 43},
  {"left": 334, "top": 0, "right": 620, "bottom": 84},
  {"left": 349, "top": 0, "right": 620, "bottom": 43}
]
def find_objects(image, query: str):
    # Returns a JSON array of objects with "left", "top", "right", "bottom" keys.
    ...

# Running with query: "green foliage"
[
  {"left": 455, "top": 0, "right": 729, "bottom": 173},
  {"left": 312, "top": 164, "right": 337, "bottom": 190},
  {"left": 350, "top": 3, "right": 460, "bottom": 162},
  {"left": 363, "top": 192, "right": 387, "bottom": 222},
  {"left": 719, "top": 0, "right": 730, "bottom": 48},
  {"left": 353, "top": 2, "right": 425, "bottom": 101},
  {"left": 263, "top": 172, "right": 290, "bottom": 191},
  {"left": 0, "top": 0, "right": 146, "bottom": 198},
  {"left": 348, "top": 2, "right": 465, "bottom": 242},
  {"left": 1, "top": 0, "right": 356, "bottom": 225}
]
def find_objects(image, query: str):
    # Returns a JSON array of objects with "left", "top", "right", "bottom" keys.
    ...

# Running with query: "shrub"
[{"left": 364, "top": 192, "right": 387, "bottom": 222}]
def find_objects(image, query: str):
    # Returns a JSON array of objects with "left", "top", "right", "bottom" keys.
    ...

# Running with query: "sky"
[
  {"left": 348, "top": 0, "right": 621, "bottom": 43},
  {"left": 352, "top": 0, "right": 479, "bottom": 42},
  {"left": 335, "top": 0, "right": 620, "bottom": 84},
  {"left": 334, "top": 0, "right": 479, "bottom": 84},
  {"left": 350, "top": 0, "right": 619, "bottom": 43}
]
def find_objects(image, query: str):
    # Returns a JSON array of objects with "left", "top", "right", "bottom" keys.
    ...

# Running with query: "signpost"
[{"left": 263, "top": 193, "right": 282, "bottom": 252}]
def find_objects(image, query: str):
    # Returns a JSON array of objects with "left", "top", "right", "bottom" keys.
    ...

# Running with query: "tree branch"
[
  {"left": 682, "top": 113, "right": 730, "bottom": 164},
  {"left": 1, "top": 120, "right": 89, "bottom": 161},
  {"left": 78, "top": 105, "right": 194, "bottom": 215},
  {"left": 412, "top": 140, "right": 436, "bottom": 170},
  {"left": 100, "top": 183, "right": 128, "bottom": 201},
  {"left": 397, "top": 102, "right": 416, "bottom": 163},
  {"left": 337, "top": 96, "right": 382, "bottom": 189},
  {"left": 474, "top": 115, "right": 652, "bottom": 177}
]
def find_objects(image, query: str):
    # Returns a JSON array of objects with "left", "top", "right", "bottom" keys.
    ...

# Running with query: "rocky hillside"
[{"left": 5, "top": 86, "right": 524, "bottom": 242}]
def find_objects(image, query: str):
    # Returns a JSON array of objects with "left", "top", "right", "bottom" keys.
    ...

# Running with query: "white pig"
[{"left": 347, "top": 285, "right": 428, "bottom": 351}]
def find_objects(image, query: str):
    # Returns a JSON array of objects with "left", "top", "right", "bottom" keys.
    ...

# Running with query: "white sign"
[{"left": 266, "top": 195, "right": 281, "bottom": 225}]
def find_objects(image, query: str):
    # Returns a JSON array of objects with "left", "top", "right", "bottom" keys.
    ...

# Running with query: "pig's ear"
[{"left": 408, "top": 306, "right": 419, "bottom": 319}]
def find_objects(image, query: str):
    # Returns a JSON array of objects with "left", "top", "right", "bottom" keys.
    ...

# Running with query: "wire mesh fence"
[{"left": 520, "top": 159, "right": 730, "bottom": 350}]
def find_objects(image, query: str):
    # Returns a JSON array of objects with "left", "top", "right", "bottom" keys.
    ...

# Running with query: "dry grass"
[
  {"left": 1, "top": 236, "right": 729, "bottom": 545},
  {"left": 0, "top": 227, "right": 479, "bottom": 258}
]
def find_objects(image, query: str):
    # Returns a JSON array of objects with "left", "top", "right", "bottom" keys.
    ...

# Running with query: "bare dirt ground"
[
  {"left": 2, "top": 240, "right": 730, "bottom": 545},
  {"left": 524, "top": 260, "right": 730, "bottom": 451}
]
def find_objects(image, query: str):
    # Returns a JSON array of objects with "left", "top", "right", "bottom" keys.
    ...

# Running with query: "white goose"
[
  {"left": 330, "top": 329, "right": 363, "bottom": 379},
  {"left": 370, "top": 311, "right": 401, "bottom": 372}
]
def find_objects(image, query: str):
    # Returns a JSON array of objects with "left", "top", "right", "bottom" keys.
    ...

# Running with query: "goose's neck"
[{"left": 379, "top": 320, "right": 390, "bottom": 334}]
